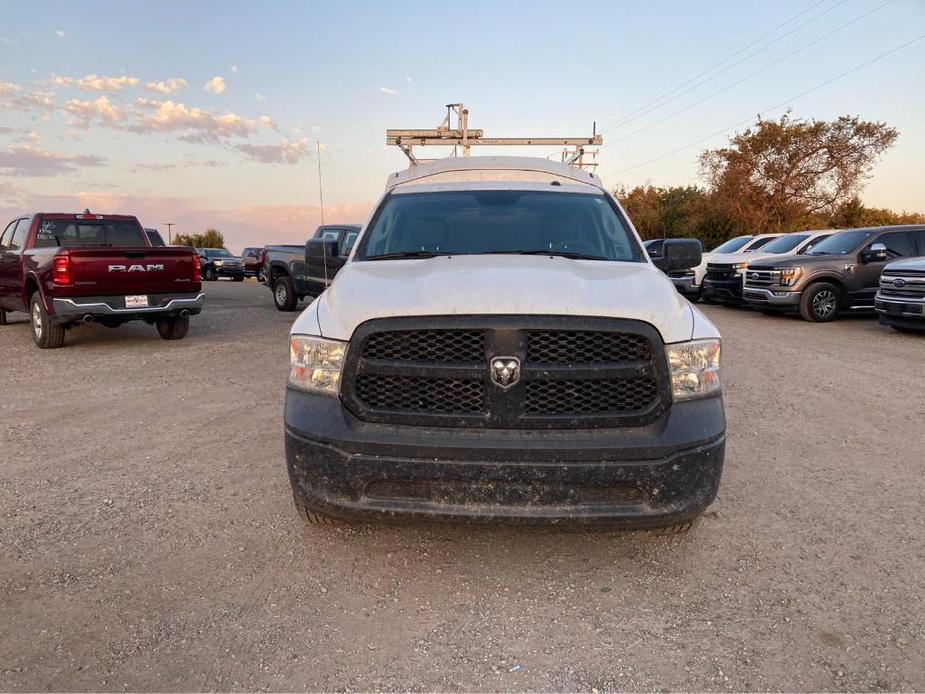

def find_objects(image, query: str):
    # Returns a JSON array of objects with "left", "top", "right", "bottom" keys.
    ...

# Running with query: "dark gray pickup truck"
[
  {"left": 742, "top": 224, "right": 925, "bottom": 321},
  {"left": 264, "top": 224, "right": 361, "bottom": 311},
  {"left": 876, "top": 257, "right": 925, "bottom": 332}
]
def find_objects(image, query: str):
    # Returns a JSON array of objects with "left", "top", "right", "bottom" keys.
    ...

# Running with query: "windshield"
[
  {"left": 711, "top": 236, "right": 752, "bottom": 254},
  {"left": 758, "top": 234, "right": 809, "bottom": 254},
  {"left": 33, "top": 219, "right": 147, "bottom": 248},
  {"left": 744, "top": 236, "right": 776, "bottom": 251},
  {"left": 805, "top": 230, "right": 874, "bottom": 255},
  {"left": 357, "top": 190, "right": 642, "bottom": 262},
  {"left": 206, "top": 249, "right": 233, "bottom": 258}
]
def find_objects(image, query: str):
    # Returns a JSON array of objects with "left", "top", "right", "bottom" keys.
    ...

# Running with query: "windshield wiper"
[
  {"left": 480, "top": 249, "right": 609, "bottom": 261},
  {"left": 364, "top": 251, "right": 447, "bottom": 261}
]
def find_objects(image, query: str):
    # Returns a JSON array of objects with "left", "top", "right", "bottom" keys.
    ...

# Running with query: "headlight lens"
[
  {"left": 778, "top": 267, "right": 802, "bottom": 286},
  {"left": 732, "top": 262, "right": 749, "bottom": 272},
  {"left": 666, "top": 339, "right": 721, "bottom": 401},
  {"left": 289, "top": 335, "right": 346, "bottom": 395}
]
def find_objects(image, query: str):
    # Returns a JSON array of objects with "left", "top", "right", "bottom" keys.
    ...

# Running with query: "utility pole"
[
  {"left": 387, "top": 103, "right": 602, "bottom": 167},
  {"left": 164, "top": 223, "right": 175, "bottom": 244}
]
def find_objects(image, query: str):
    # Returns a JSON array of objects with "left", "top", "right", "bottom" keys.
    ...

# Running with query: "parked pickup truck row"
[{"left": 0, "top": 211, "right": 203, "bottom": 348}]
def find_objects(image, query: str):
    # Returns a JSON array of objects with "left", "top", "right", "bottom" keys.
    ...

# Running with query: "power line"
[
  {"left": 602, "top": 0, "right": 893, "bottom": 149},
  {"left": 599, "top": 0, "right": 844, "bottom": 135},
  {"left": 600, "top": 32, "right": 925, "bottom": 181}
]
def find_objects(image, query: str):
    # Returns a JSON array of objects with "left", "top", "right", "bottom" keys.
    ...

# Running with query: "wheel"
[
  {"left": 257, "top": 268, "right": 266, "bottom": 283},
  {"left": 156, "top": 315, "right": 190, "bottom": 340},
  {"left": 233, "top": 276, "right": 244, "bottom": 282},
  {"left": 273, "top": 276, "right": 299, "bottom": 311},
  {"left": 799, "top": 282, "right": 841, "bottom": 322},
  {"left": 294, "top": 497, "right": 341, "bottom": 525},
  {"left": 204, "top": 267, "right": 217, "bottom": 281},
  {"left": 0, "top": 308, "right": 7, "bottom": 325},
  {"left": 30, "top": 293, "right": 65, "bottom": 349}
]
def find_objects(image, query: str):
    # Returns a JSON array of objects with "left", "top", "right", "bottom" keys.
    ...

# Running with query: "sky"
[{"left": 1, "top": 0, "right": 923, "bottom": 252}]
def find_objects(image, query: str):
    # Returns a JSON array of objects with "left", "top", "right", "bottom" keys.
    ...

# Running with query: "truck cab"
[{"left": 284, "top": 157, "right": 724, "bottom": 528}]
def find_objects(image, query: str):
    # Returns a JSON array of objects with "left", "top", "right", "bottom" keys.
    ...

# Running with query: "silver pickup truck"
[{"left": 264, "top": 224, "right": 361, "bottom": 311}]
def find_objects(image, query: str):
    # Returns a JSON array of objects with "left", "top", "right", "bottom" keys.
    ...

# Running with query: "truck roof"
[{"left": 385, "top": 156, "right": 604, "bottom": 192}]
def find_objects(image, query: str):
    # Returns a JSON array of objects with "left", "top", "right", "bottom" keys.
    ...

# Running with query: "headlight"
[
  {"left": 778, "top": 268, "right": 802, "bottom": 286},
  {"left": 666, "top": 339, "right": 721, "bottom": 401},
  {"left": 289, "top": 335, "right": 346, "bottom": 395},
  {"left": 732, "top": 262, "right": 749, "bottom": 273}
]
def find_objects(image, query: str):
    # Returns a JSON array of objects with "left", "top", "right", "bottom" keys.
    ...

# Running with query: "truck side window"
[
  {"left": 0, "top": 220, "right": 15, "bottom": 249},
  {"left": 341, "top": 231, "right": 358, "bottom": 256},
  {"left": 914, "top": 230, "right": 925, "bottom": 255},
  {"left": 321, "top": 229, "right": 339, "bottom": 242},
  {"left": 8, "top": 218, "right": 28, "bottom": 251},
  {"left": 876, "top": 231, "right": 914, "bottom": 259}
]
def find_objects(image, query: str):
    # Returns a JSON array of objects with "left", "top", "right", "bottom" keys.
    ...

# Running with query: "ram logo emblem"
[
  {"left": 490, "top": 357, "right": 521, "bottom": 389},
  {"left": 108, "top": 264, "right": 165, "bottom": 272}
]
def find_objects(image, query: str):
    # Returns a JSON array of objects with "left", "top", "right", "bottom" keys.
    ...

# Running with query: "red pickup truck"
[{"left": 0, "top": 211, "right": 203, "bottom": 348}]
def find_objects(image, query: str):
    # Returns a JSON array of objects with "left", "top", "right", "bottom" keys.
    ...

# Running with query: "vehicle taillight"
[
  {"left": 52, "top": 255, "right": 72, "bottom": 285},
  {"left": 192, "top": 253, "right": 202, "bottom": 282}
]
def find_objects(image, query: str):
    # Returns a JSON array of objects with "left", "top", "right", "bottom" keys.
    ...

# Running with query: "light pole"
[{"left": 164, "top": 223, "right": 175, "bottom": 244}]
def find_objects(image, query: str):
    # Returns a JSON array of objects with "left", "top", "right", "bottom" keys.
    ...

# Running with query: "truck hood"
[
  {"left": 883, "top": 257, "right": 925, "bottom": 272},
  {"left": 748, "top": 253, "right": 851, "bottom": 269},
  {"left": 304, "top": 255, "right": 697, "bottom": 343}
]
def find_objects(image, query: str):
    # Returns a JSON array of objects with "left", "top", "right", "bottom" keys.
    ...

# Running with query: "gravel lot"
[{"left": 1, "top": 280, "right": 923, "bottom": 692}]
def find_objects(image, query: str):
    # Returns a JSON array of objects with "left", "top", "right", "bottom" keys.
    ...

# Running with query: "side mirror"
[
  {"left": 652, "top": 238, "right": 702, "bottom": 272},
  {"left": 306, "top": 237, "right": 338, "bottom": 265},
  {"left": 862, "top": 242, "right": 888, "bottom": 264}
]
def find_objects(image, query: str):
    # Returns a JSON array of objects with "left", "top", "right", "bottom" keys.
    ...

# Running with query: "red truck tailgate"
[{"left": 65, "top": 247, "right": 199, "bottom": 295}]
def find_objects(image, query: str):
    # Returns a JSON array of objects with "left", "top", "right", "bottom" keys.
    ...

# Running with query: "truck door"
[
  {"left": 853, "top": 230, "right": 916, "bottom": 304},
  {"left": 0, "top": 218, "right": 28, "bottom": 311}
]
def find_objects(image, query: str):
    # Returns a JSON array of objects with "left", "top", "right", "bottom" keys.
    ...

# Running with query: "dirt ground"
[{"left": 1, "top": 280, "right": 923, "bottom": 692}]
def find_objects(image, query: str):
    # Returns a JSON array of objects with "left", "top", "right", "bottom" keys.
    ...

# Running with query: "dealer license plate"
[{"left": 125, "top": 295, "right": 149, "bottom": 308}]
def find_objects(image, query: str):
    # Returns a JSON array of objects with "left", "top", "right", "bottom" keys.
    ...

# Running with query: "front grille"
[
  {"left": 879, "top": 274, "right": 925, "bottom": 299},
  {"left": 355, "top": 375, "right": 484, "bottom": 413},
  {"left": 744, "top": 267, "right": 779, "bottom": 287},
  {"left": 363, "top": 329, "right": 484, "bottom": 362},
  {"left": 705, "top": 264, "right": 736, "bottom": 281},
  {"left": 527, "top": 330, "right": 650, "bottom": 363},
  {"left": 341, "top": 317, "right": 670, "bottom": 429},
  {"left": 525, "top": 378, "right": 658, "bottom": 415}
]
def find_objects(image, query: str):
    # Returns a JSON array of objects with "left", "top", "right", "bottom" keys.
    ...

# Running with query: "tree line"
[{"left": 615, "top": 113, "right": 924, "bottom": 249}]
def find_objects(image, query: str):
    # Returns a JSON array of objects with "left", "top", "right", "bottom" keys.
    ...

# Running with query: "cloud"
[
  {"left": 65, "top": 95, "right": 127, "bottom": 127},
  {"left": 0, "top": 145, "right": 106, "bottom": 177},
  {"left": 1, "top": 89, "right": 55, "bottom": 111},
  {"left": 132, "top": 98, "right": 255, "bottom": 141},
  {"left": 145, "top": 78, "right": 188, "bottom": 95},
  {"left": 256, "top": 92, "right": 267, "bottom": 102},
  {"left": 0, "top": 80, "right": 20, "bottom": 96},
  {"left": 53, "top": 74, "right": 140, "bottom": 92},
  {"left": 130, "top": 159, "right": 228, "bottom": 173},
  {"left": 235, "top": 137, "right": 309, "bottom": 164},
  {"left": 230, "top": 65, "right": 238, "bottom": 74},
  {"left": 379, "top": 87, "right": 399, "bottom": 95},
  {"left": 202, "top": 76, "right": 226, "bottom": 94},
  {"left": 21, "top": 131, "right": 41, "bottom": 144},
  {"left": 55, "top": 30, "right": 65, "bottom": 38},
  {"left": 258, "top": 115, "right": 278, "bottom": 131}
]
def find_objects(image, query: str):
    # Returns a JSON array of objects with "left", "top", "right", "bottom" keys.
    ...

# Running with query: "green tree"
[
  {"left": 173, "top": 228, "right": 226, "bottom": 248},
  {"left": 700, "top": 113, "right": 899, "bottom": 233}
]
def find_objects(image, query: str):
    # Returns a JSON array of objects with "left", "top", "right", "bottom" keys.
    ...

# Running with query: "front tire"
[
  {"left": 257, "top": 268, "right": 266, "bottom": 283},
  {"left": 273, "top": 276, "right": 299, "bottom": 311},
  {"left": 799, "top": 282, "right": 841, "bottom": 322},
  {"left": 233, "top": 276, "right": 244, "bottom": 282},
  {"left": 30, "top": 293, "right": 65, "bottom": 349},
  {"left": 156, "top": 315, "right": 190, "bottom": 340},
  {"left": 294, "top": 497, "right": 341, "bottom": 525},
  {"left": 0, "top": 308, "right": 7, "bottom": 325},
  {"left": 204, "top": 267, "right": 217, "bottom": 282}
]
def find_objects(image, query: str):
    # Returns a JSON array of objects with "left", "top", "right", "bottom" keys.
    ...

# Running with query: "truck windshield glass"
[
  {"left": 804, "top": 229, "right": 875, "bottom": 255},
  {"left": 33, "top": 220, "right": 147, "bottom": 248},
  {"left": 758, "top": 234, "right": 809, "bottom": 254},
  {"left": 206, "top": 249, "right": 233, "bottom": 257},
  {"left": 711, "top": 237, "right": 752, "bottom": 253},
  {"left": 358, "top": 191, "right": 642, "bottom": 262}
]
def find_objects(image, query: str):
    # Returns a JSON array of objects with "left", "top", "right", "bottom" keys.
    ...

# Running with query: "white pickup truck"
[{"left": 284, "top": 157, "right": 725, "bottom": 528}]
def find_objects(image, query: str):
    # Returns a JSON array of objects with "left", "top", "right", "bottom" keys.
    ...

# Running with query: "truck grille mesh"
[
  {"left": 362, "top": 329, "right": 484, "bottom": 362},
  {"left": 342, "top": 318, "right": 669, "bottom": 429},
  {"left": 525, "top": 378, "right": 659, "bottom": 415},
  {"left": 527, "top": 330, "right": 650, "bottom": 363},
  {"left": 355, "top": 375, "right": 484, "bottom": 413}
]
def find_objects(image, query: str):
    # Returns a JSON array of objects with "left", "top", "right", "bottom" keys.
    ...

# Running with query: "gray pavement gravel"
[{"left": 1, "top": 280, "right": 923, "bottom": 691}]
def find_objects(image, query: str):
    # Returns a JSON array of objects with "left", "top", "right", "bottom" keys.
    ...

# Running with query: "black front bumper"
[
  {"left": 702, "top": 277, "right": 744, "bottom": 304},
  {"left": 284, "top": 390, "right": 725, "bottom": 526}
]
